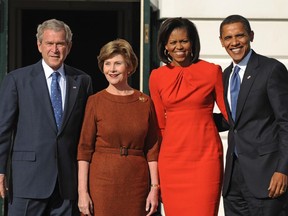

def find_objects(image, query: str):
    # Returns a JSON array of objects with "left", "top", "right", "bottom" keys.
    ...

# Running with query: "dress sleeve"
[
  {"left": 77, "top": 96, "right": 97, "bottom": 162},
  {"left": 149, "top": 69, "right": 166, "bottom": 137},
  {"left": 214, "top": 66, "right": 229, "bottom": 121},
  {"left": 144, "top": 99, "right": 160, "bottom": 162}
]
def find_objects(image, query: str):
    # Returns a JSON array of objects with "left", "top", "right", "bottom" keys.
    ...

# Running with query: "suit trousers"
[
  {"left": 223, "top": 156, "right": 288, "bottom": 216},
  {"left": 7, "top": 182, "right": 79, "bottom": 216}
]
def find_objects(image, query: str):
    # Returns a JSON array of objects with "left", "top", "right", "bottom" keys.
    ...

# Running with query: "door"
[
  {"left": 0, "top": 0, "right": 7, "bottom": 83},
  {"left": 141, "top": 0, "right": 160, "bottom": 94},
  {"left": 8, "top": 0, "right": 141, "bottom": 93}
]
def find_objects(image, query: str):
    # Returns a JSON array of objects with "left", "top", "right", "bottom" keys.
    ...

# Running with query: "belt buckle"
[{"left": 120, "top": 146, "right": 128, "bottom": 156}]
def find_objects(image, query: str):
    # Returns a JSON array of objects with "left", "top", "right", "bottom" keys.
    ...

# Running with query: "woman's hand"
[
  {"left": 78, "top": 191, "right": 93, "bottom": 216},
  {"left": 145, "top": 186, "right": 159, "bottom": 216}
]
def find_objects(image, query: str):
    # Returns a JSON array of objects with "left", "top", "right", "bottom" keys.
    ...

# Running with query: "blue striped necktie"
[{"left": 51, "top": 72, "right": 63, "bottom": 130}]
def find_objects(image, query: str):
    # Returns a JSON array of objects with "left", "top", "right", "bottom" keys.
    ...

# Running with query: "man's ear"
[
  {"left": 219, "top": 36, "right": 224, "bottom": 47},
  {"left": 249, "top": 31, "right": 254, "bottom": 42},
  {"left": 67, "top": 42, "right": 72, "bottom": 54}
]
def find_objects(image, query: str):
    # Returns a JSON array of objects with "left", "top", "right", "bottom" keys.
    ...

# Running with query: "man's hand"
[{"left": 268, "top": 172, "right": 287, "bottom": 198}]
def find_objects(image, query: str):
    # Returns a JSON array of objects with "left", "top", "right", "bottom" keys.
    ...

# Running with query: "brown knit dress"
[{"left": 77, "top": 89, "right": 159, "bottom": 216}]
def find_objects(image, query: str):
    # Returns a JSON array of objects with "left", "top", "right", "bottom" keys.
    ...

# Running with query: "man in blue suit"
[
  {"left": 0, "top": 19, "right": 93, "bottom": 215},
  {"left": 219, "top": 14, "right": 288, "bottom": 216}
]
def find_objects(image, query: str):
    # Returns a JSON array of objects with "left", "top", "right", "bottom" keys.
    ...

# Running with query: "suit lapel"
[
  {"left": 224, "top": 64, "right": 234, "bottom": 123},
  {"left": 59, "top": 65, "right": 80, "bottom": 133},
  {"left": 236, "top": 51, "right": 259, "bottom": 122},
  {"left": 31, "top": 61, "right": 58, "bottom": 132}
]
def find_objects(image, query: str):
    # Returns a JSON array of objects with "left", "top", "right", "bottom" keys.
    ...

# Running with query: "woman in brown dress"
[{"left": 77, "top": 38, "right": 160, "bottom": 216}]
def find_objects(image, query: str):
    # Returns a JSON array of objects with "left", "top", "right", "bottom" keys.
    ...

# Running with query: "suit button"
[{"left": 234, "top": 129, "right": 237, "bottom": 133}]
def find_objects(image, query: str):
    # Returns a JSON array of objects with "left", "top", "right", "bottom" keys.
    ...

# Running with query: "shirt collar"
[
  {"left": 42, "top": 59, "right": 65, "bottom": 79},
  {"left": 233, "top": 49, "right": 252, "bottom": 69}
]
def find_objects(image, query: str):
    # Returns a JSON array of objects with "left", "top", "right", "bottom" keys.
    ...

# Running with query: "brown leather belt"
[{"left": 95, "top": 146, "right": 144, "bottom": 156}]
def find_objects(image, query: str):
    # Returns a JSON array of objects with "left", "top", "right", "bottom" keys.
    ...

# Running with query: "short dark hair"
[
  {"left": 220, "top": 14, "right": 252, "bottom": 37},
  {"left": 157, "top": 17, "right": 200, "bottom": 64}
]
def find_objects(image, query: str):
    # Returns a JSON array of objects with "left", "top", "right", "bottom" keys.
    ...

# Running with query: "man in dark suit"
[
  {"left": 219, "top": 14, "right": 288, "bottom": 215},
  {"left": 0, "top": 19, "right": 93, "bottom": 215}
]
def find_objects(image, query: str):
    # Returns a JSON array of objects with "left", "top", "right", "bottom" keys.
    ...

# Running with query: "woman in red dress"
[{"left": 149, "top": 18, "right": 228, "bottom": 216}]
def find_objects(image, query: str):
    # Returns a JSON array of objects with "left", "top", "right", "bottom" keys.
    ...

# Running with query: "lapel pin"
[
  {"left": 247, "top": 76, "right": 251, "bottom": 79},
  {"left": 73, "top": 86, "right": 77, "bottom": 89}
]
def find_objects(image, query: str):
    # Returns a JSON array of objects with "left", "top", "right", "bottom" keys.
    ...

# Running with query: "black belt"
[{"left": 95, "top": 146, "right": 144, "bottom": 156}]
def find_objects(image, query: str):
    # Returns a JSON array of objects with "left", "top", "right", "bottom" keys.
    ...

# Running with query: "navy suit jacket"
[
  {"left": 0, "top": 60, "right": 93, "bottom": 200},
  {"left": 222, "top": 50, "right": 288, "bottom": 198}
]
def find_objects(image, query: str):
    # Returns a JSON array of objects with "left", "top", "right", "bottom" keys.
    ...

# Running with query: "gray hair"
[{"left": 36, "top": 19, "right": 73, "bottom": 43}]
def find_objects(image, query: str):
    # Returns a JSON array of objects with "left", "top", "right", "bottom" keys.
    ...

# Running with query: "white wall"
[
  {"left": 155, "top": 1, "right": 288, "bottom": 215},
  {"left": 197, "top": 20, "right": 288, "bottom": 68},
  {"left": 158, "top": 0, "right": 288, "bottom": 19},
  {"left": 157, "top": 0, "right": 288, "bottom": 69}
]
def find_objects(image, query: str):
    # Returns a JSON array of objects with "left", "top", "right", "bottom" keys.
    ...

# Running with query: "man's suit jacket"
[
  {"left": 0, "top": 60, "right": 93, "bottom": 200},
  {"left": 222, "top": 50, "right": 288, "bottom": 198}
]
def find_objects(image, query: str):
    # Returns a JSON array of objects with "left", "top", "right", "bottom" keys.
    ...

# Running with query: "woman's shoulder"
[
  {"left": 196, "top": 59, "right": 221, "bottom": 69},
  {"left": 134, "top": 90, "right": 151, "bottom": 103},
  {"left": 194, "top": 60, "right": 222, "bottom": 76},
  {"left": 150, "top": 65, "right": 177, "bottom": 82},
  {"left": 151, "top": 64, "right": 170, "bottom": 74},
  {"left": 87, "top": 89, "right": 106, "bottom": 101}
]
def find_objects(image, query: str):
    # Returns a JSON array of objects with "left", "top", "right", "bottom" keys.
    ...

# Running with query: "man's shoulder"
[
  {"left": 64, "top": 64, "right": 92, "bottom": 81},
  {"left": 8, "top": 61, "right": 41, "bottom": 77},
  {"left": 64, "top": 64, "right": 87, "bottom": 75},
  {"left": 251, "top": 51, "right": 283, "bottom": 66}
]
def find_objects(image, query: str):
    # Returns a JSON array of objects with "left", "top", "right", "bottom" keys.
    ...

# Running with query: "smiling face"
[
  {"left": 165, "top": 28, "right": 192, "bottom": 67},
  {"left": 220, "top": 22, "right": 254, "bottom": 64},
  {"left": 103, "top": 54, "right": 130, "bottom": 88},
  {"left": 37, "top": 29, "right": 72, "bottom": 71}
]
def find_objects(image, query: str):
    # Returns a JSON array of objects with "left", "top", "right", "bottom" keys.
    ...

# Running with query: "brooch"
[
  {"left": 139, "top": 96, "right": 147, "bottom": 102},
  {"left": 139, "top": 96, "right": 145, "bottom": 102}
]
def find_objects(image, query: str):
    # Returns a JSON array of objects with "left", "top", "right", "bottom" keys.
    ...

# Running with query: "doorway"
[{"left": 8, "top": 1, "right": 140, "bottom": 93}]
